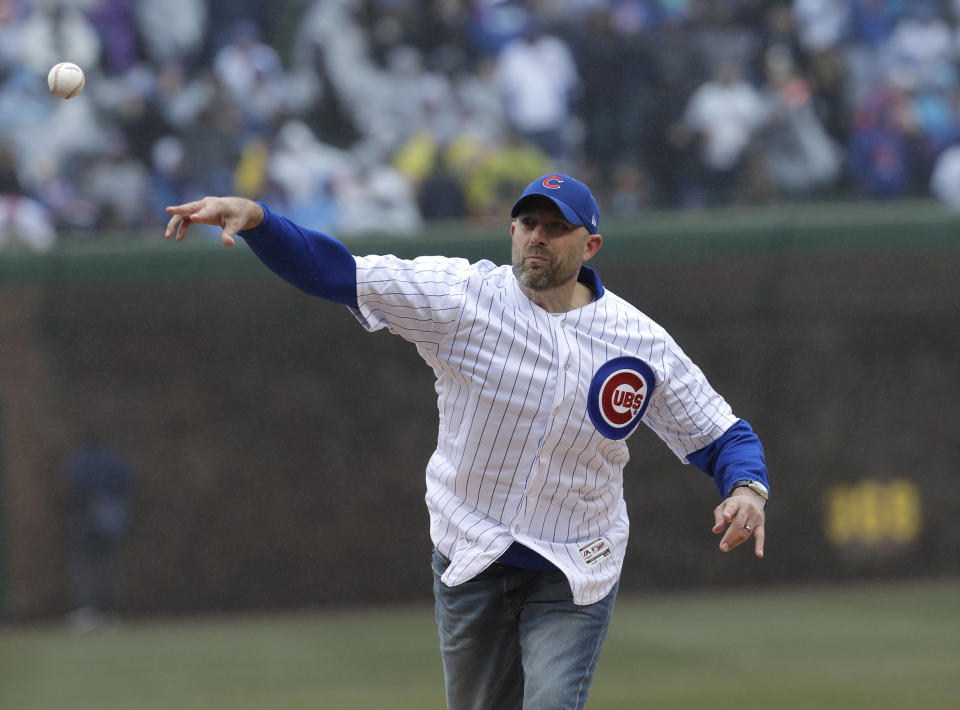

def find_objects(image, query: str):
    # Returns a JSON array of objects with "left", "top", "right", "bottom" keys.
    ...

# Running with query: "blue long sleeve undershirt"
[
  {"left": 686, "top": 419, "right": 770, "bottom": 500},
  {"left": 237, "top": 203, "right": 770, "bottom": 503},
  {"left": 238, "top": 203, "right": 359, "bottom": 307}
]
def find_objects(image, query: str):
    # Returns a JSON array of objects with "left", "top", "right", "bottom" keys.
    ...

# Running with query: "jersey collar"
[{"left": 578, "top": 265, "right": 605, "bottom": 301}]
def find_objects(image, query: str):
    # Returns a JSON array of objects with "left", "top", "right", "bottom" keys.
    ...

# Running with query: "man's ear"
[{"left": 582, "top": 233, "right": 603, "bottom": 262}]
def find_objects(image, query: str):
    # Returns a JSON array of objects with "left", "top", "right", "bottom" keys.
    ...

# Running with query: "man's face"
[{"left": 511, "top": 200, "right": 589, "bottom": 291}]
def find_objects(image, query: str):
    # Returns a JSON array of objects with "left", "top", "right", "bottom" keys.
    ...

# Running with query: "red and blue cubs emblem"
[
  {"left": 587, "top": 357, "right": 655, "bottom": 440},
  {"left": 542, "top": 175, "right": 564, "bottom": 189}
]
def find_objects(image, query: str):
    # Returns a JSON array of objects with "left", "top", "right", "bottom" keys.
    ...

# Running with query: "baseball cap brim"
[{"left": 510, "top": 194, "right": 585, "bottom": 229}]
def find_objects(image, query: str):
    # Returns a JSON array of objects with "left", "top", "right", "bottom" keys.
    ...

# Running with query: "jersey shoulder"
[
  {"left": 354, "top": 254, "right": 492, "bottom": 281},
  {"left": 600, "top": 287, "right": 671, "bottom": 340}
]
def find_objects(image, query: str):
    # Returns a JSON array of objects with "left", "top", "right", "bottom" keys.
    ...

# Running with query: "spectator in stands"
[
  {"left": 466, "top": 0, "right": 531, "bottom": 57},
  {"left": 493, "top": 19, "right": 580, "bottom": 163},
  {"left": 0, "top": 140, "right": 20, "bottom": 194},
  {"left": 0, "top": 193, "right": 58, "bottom": 251},
  {"left": 335, "top": 162, "right": 422, "bottom": 236},
  {"left": 454, "top": 128, "right": 550, "bottom": 219},
  {"left": 792, "top": 0, "right": 850, "bottom": 54},
  {"left": 0, "top": 0, "right": 26, "bottom": 71},
  {"left": 0, "top": 67, "right": 55, "bottom": 178},
  {"left": 266, "top": 119, "right": 348, "bottom": 233},
  {"left": 672, "top": 59, "right": 767, "bottom": 206},
  {"left": 759, "top": 44, "right": 842, "bottom": 199},
  {"left": 266, "top": 116, "right": 422, "bottom": 236},
  {"left": 31, "top": 153, "right": 100, "bottom": 231},
  {"left": 154, "top": 60, "right": 217, "bottom": 131},
  {"left": 929, "top": 142, "right": 960, "bottom": 208},
  {"left": 848, "top": 86, "right": 912, "bottom": 198},
  {"left": 134, "top": 0, "right": 207, "bottom": 64},
  {"left": 380, "top": 44, "right": 457, "bottom": 154},
  {"left": 845, "top": 0, "right": 900, "bottom": 104},
  {"left": 20, "top": 1, "right": 101, "bottom": 76},
  {"left": 213, "top": 19, "right": 292, "bottom": 132},
  {"left": 105, "top": 65, "right": 171, "bottom": 167},
  {"left": 80, "top": 132, "right": 150, "bottom": 230},
  {"left": 449, "top": 54, "right": 507, "bottom": 145},
  {"left": 179, "top": 83, "right": 245, "bottom": 197},
  {"left": 398, "top": 0, "right": 473, "bottom": 60},
  {"left": 898, "top": 76, "right": 960, "bottom": 190},
  {"left": 292, "top": 0, "right": 412, "bottom": 156},
  {"left": 0, "top": 141, "right": 57, "bottom": 251},
  {"left": 416, "top": 158, "right": 470, "bottom": 220},
  {"left": 690, "top": 1, "right": 764, "bottom": 79},
  {"left": 573, "top": 7, "right": 657, "bottom": 179},
  {"left": 86, "top": 0, "right": 138, "bottom": 77},
  {"left": 642, "top": 9, "right": 707, "bottom": 206},
  {"left": 148, "top": 135, "right": 198, "bottom": 222},
  {"left": 607, "top": 161, "right": 653, "bottom": 216},
  {"left": 884, "top": 2, "right": 954, "bottom": 92},
  {"left": 792, "top": 0, "right": 852, "bottom": 147}
]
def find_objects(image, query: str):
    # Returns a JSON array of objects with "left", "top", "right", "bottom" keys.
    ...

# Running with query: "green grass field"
[{"left": 1, "top": 579, "right": 957, "bottom": 710}]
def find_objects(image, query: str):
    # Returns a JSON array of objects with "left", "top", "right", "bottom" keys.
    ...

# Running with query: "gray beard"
[
  {"left": 513, "top": 249, "right": 583, "bottom": 291},
  {"left": 514, "top": 263, "right": 557, "bottom": 290}
]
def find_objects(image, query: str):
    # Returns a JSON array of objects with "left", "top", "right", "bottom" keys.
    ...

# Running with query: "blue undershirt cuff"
[{"left": 686, "top": 419, "right": 770, "bottom": 500}]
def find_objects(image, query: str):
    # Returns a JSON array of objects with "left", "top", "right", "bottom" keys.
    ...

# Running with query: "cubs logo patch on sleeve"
[{"left": 587, "top": 356, "right": 655, "bottom": 440}]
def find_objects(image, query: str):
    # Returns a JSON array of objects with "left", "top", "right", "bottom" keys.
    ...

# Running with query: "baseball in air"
[{"left": 47, "top": 62, "right": 85, "bottom": 99}]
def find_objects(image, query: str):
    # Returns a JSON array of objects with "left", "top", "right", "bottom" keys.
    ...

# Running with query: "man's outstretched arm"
[{"left": 165, "top": 197, "right": 357, "bottom": 307}]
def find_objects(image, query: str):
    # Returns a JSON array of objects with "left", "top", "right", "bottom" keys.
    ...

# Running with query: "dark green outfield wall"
[{"left": 1, "top": 200, "right": 958, "bottom": 618}]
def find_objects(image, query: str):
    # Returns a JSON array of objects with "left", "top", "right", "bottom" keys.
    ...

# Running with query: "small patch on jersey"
[
  {"left": 587, "top": 356, "right": 655, "bottom": 440},
  {"left": 579, "top": 537, "right": 612, "bottom": 566}
]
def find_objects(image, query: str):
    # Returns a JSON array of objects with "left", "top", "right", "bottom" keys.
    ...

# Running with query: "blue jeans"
[{"left": 432, "top": 548, "right": 618, "bottom": 710}]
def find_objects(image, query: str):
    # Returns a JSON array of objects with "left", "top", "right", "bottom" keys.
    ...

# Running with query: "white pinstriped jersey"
[{"left": 351, "top": 255, "right": 738, "bottom": 605}]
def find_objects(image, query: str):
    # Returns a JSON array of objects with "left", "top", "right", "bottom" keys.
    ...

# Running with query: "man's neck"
[{"left": 521, "top": 280, "right": 594, "bottom": 314}]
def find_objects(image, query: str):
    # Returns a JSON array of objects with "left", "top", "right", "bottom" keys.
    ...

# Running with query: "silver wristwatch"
[{"left": 730, "top": 479, "right": 769, "bottom": 503}]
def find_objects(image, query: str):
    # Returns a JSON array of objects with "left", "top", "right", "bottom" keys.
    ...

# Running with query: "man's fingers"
[
  {"left": 165, "top": 200, "right": 202, "bottom": 215},
  {"left": 723, "top": 499, "right": 740, "bottom": 521},
  {"left": 163, "top": 215, "right": 178, "bottom": 240},
  {"left": 712, "top": 502, "right": 727, "bottom": 531},
  {"left": 183, "top": 203, "right": 222, "bottom": 226},
  {"left": 713, "top": 493, "right": 765, "bottom": 555},
  {"left": 712, "top": 499, "right": 739, "bottom": 533},
  {"left": 164, "top": 200, "right": 207, "bottom": 241},
  {"left": 718, "top": 521, "right": 751, "bottom": 552},
  {"left": 754, "top": 524, "right": 765, "bottom": 558},
  {"left": 164, "top": 198, "right": 235, "bottom": 245},
  {"left": 164, "top": 198, "right": 260, "bottom": 245},
  {"left": 163, "top": 215, "right": 191, "bottom": 241},
  {"left": 164, "top": 198, "right": 223, "bottom": 228}
]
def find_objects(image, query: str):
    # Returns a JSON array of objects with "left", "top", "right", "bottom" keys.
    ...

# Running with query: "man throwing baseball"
[{"left": 164, "top": 174, "right": 770, "bottom": 710}]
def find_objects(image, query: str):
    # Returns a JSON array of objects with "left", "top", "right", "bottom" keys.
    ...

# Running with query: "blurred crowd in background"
[{"left": 6, "top": 0, "right": 960, "bottom": 250}]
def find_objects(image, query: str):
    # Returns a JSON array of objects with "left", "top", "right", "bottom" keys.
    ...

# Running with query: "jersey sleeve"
[
  {"left": 350, "top": 254, "right": 473, "bottom": 345},
  {"left": 238, "top": 203, "right": 357, "bottom": 306},
  {"left": 641, "top": 332, "right": 740, "bottom": 461}
]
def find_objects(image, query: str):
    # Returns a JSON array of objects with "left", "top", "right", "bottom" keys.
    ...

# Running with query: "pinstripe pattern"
[{"left": 352, "top": 254, "right": 737, "bottom": 605}]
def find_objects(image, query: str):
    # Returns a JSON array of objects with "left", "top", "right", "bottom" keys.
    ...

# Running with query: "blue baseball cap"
[{"left": 510, "top": 174, "right": 601, "bottom": 234}]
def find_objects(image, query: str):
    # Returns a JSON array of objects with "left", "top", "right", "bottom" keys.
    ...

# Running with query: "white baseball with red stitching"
[{"left": 47, "top": 62, "right": 86, "bottom": 100}]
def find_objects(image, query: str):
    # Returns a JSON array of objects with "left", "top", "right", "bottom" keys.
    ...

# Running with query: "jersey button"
[
  {"left": 564, "top": 363, "right": 570, "bottom": 370},
  {"left": 552, "top": 408, "right": 560, "bottom": 416}
]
